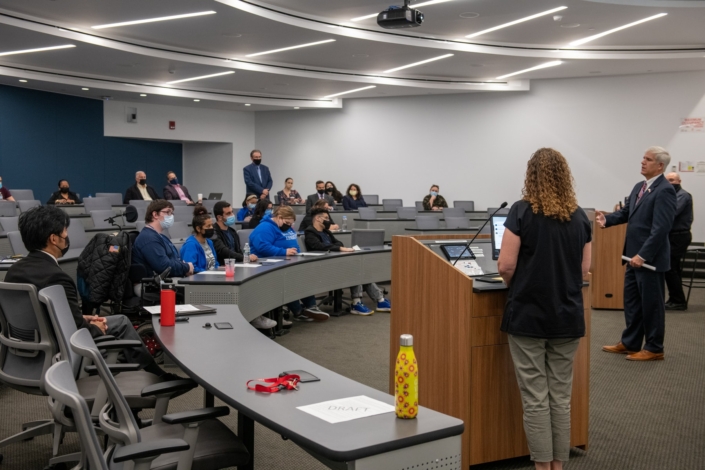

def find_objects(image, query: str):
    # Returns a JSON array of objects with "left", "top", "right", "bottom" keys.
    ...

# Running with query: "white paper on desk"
[
  {"left": 198, "top": 271, "right": 226, "bottom": 275},
  {"left": 469, "top": 246, "right": 484, "bottom": 258},
  {"left": 621, "top": 256, "right": 656, "bottom": 271},
  {"left": 297, "top": 395, "right": 395, "bottom": 424},
  {"left": 352, "top": 245, "right": 362, "bottom": 251},
  {"left": 144, "top": 304, "right": 201, "bottom": 315},
  {"left": 297, "top": 252, "right": 326, "bottom": 256},
  {"left": 238, "top": 263, "right": 263, "bottom": 267},
  {"left": 261, "top": 259, "right": 284, "bottom": 263}
]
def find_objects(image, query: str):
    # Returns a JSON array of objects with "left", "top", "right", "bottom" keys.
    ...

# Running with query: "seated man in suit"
[
  {"left": 243, "top": 149, "right": 273, "bottom": 200},
  {"left": 163, "top": 170, "right": 197, "bottom": 205},
  {"left": 47, "top": 179, "right": 82, "bottom": 205},
  {"left": 305, "top": 180, "right": 336, "bottom": 214},
  {"left": 304, "top": 207, "right": 391, "bottom": 315},
  {"left": 298, "top": 199, "right": 338, "bottom": 232},
  {"left": 5, "top": 205, "right": 171, "bottom": 377},
  {"left": 124, "top": 170, "right": 159, "bottom": 204}
]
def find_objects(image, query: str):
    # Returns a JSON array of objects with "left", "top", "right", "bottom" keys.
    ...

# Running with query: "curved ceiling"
[{"left": 0, "top": 0, "right": 702, "bottom": 111}]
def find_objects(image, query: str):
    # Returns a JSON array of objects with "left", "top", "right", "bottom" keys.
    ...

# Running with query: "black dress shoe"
[{"left": 665, "top": 302, "right": 687, "bottom": 311}]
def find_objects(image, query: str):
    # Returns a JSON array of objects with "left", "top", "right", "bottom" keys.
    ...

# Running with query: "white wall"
[
  {"left": 255, "top": 70, "right": 705, "bottom": 238},
  {"left": 183, "top": 142, "right": 234, "bottom": 203}
]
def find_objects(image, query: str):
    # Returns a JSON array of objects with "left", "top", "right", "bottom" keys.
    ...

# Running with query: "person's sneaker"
[
  {"left": 251, "top": 315, "right": 277, "bottom": 329},
  {"left": 376, "top": 299, "right": 391, "bottom": 312},
  {"left": 303, "top": 306, "right": 330, "bottom": 322},
  {"left": 351, "top": 303, "right": 374, "bottom": 315},
  {"left": 281, "top": 318, "right": 293, "bottom": 327},
  {"left": 293, "top": 313, "right": 314, "bottom": 322}
]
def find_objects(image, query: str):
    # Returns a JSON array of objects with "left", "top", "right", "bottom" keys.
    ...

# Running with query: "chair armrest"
[
  {"left": 96, "top": 340, "right": 143, "bottom": 351},
  {"left": 84, "top": 363, "right": 141, "bottom": 375},
  {"left": 162, "top": 406, "right": 229, "bottom": 425},
  {"left": 141, "top": 379, "right": 197, "bottom": 397},
  {"left": 93, "top": 335, "right": 116, "bottom": 344},
  {"left": 112, "top": 438, "right": 189, "bottom": 463}
]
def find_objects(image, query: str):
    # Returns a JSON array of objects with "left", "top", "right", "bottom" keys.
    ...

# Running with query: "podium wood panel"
[{"left": 591, "top": 212, "right": 627, "bottom": 309}]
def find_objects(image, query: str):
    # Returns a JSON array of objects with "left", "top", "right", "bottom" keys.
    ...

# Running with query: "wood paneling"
[
  {"left": 471, "top": 316, "right": 507, "bottom": 346},
  {"left": 591, "top": 213, "right": 627, "bottom": 309}
]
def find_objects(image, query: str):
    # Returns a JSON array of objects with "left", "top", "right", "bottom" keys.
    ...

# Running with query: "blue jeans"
[{"left": 287, "top": 295, "right": 316, "bottom": 314}]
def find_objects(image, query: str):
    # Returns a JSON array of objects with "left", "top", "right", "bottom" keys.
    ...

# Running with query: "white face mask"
[
  {"left": 160, "top": 214, "right": 174, "bottom": 230},
  {"left": 430, "top": 191, "right": 438, "bottom": 197}
]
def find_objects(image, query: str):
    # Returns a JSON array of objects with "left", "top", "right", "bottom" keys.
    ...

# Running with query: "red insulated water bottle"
[{"left": 160, "top": 288, "right": 176, "bottom": 326}]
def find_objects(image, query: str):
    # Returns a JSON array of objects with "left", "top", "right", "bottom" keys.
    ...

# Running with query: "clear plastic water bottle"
[
  {"left": 243, "top": 242, "right": 250, "bottom": 260},
  {"left": 342, "top": 216, "right": 347, "bottom": 231}
]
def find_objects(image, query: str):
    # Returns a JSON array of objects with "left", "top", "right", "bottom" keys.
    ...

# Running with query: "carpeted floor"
[{"left": 1, "top": 283, "right": 703, "bottom": 469}]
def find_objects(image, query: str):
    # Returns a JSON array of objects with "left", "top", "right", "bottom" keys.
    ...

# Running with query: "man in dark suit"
[
  {"left": 5, "top": 205, "right": 170, "bottom": 377},
  {"left": 124, "top": 170, "right": 159, "bottom": 204},
  {"left": 305, "top": 180, "right": 336, "bottom": 214},
  {"left": 598, "top": 146, "right": 677, "bottom": 361},
  {"left": 163, "top": 170, "right": 196, "bottom": 204},
  {"left": 243, "top": 149, "right": 273, "bottom": 200},
  {"left": 664, "top": 172, "right": 693, "bottom": 310}
]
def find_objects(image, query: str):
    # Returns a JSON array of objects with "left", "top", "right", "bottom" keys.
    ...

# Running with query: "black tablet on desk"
[{"left": 440, "top": 244, "right": 475, "bottom": 261}]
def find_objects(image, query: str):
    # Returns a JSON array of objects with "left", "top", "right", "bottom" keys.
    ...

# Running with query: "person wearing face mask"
[
  {"left": 299, "top": 199, "right": 339, "bottom": 232},
  {"left": 211, "top": 201, "right": 258, "bottom": 265},
  {"left": 48, "top": 179, "right": 82, "bottom": 205},
  {"left": 276, "top": 177, "right": 303, "bottom": 206},
  {"left": 0, "top": 176, "right": 16, "bottom": 202},
  {"left": 132, "top": 200, "right": 194, "bottom": 278},
  {"left": 250, "top": 205, "right": 329, "bottom": 322},
  {"left": 180, "top": 205, "right": 219, "bottom": 273},
  {"left": 124, "top": 170, "right": 159, "bottom": 203},
  {"left": 163, "top": 170, "right": 197, "bottom": 205},
  {"left": 422, "top": 184, "right": 448, "bottom": 211},
  {"left": 5, "top": 206, "right": 173, "bottom": 378},
  {"left": 243, "top": 149, "right": 273, "bottom": 200},
  {"left": 664, "top": 172, "right": 693, "bottom": 311},
  {"left": 325, "top": 181, "right": 344, "bottom": 204},
  {"left": 305, "top": 180, "right": 336, "bottom": 214},
  {"left": 237, "top": 194, "right": 258, "bottom": 222},
  {"left": 342, "top": 183, "right": 367, "bottom": 211},
  {"left": 248, "top": 199, "right": 273, "bottom": 229}
]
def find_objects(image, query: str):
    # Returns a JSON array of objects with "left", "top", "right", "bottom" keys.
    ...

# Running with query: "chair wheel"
[
  {"left": 0, "top": 453, "right": 4, "bottom": 463},
  {"left": 43, "top": 464, "right": 67, "bottom": 470}
]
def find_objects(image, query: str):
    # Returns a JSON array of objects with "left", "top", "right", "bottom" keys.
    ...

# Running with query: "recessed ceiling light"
[
  {"left": 496, "top": 60, "right": 562, "bottom": 79},
  {"left": 294, "top": 107, "right": 300, "bottom": 109},
  {"left": 82, "top": 87, "right": 90, "bottom": 91},
  {"left": 569, "top": 13, "right": 667, "bottom": 46},
  {"left": 91, "top": 11, "right": 216, "bottom": 30},
  {"left": 382, "top": 54, "right": 453, "bottom": 73},
  {"left": 560, "top": 23, "right": 580, "bottom": 28},
  {"left": 589, "top": 71, "right": 601, "bottom": 74},
  {"left": 0, "top": 44, "right": 75, "bottom": 57},
  {"left": 351, "top": 0, "right": 456, "bottom": 21},
  {"left": 166, "top": 71, "right": 235, "bottom": 85},
  {"left": 140, "top": 94, "right": 148, "bottom": 97},
  {"left": 466, "top": 6, "right": 568, "bottom": 39},
  {"left": 193, "top": 99, "right": 201, "bottom": 102},
  {"left": 244, "top": 104, "right": 251, "bottom": 106},
  {"left": 323, "top": 86, "right": 376, "bottom": 99},
  {"left": 245, "top": 39, "right": 336, "bottom": 58},
  {"left": 352, "top": 54, "right": 370, "bottom": 58},
  {"left": 221, "top": 33, "right": 242, "bottom": 38},
  {"left": 19, "top": 79, "right": 28, "bottom": 83},
  {"left": 459, "top": 12, "right": 480, "bottom": 19}
]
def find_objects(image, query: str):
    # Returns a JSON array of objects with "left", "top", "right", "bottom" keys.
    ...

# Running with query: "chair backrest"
[
  {"left": 169, "top": 221, "right": 192, "bottom": 241},
  {"left": 18, "top": 200, "right": 40, "bottom": 213},
  {"left": 128, "top": 199, "right": 149, "bottom": 208},
  {"left": 292, "top": 213, "right": 304, "bottom": 232},
  {"left": 416, "top": 215, "right": 441, "bottom": 229},
  {"left": 454, "top": 200, "right": 475, "bottom": 211},
  {"left": 238, "top": 229, "right": 253, "bottom": 249},
  {"left": 415, "top": 201, "right": 424, "bottom": 211},
  {"left": 169, "top": 199, "right": 188, "bottom": 206},
  {"left": 173, "top": 205, "right": 194, "bottom": 223},
  {"left": 8, "top": 231, "right": 28, "bottom": 256},
  {"left": 83, "top": 197, "right": 111, "bottom": 214},
  {"left": 442, "top": 207, "right": 465, "bottom": 218},
  {"left": 358, "top": 207, "right": 377, "bottom": 220},
  {"left": 480, "top": 224, "right": 491, "bottom": 234},
  {"left": 67, "top": 220, "right": 90, "bottom": 251},
  {"left": 365, "top": 195, "right": 379, "bottom": 205},
  {"left": 10, "top": 189, "right": 34, "bottom": 201},
  {"left": 297, "top": 234, "right": 307, "bottom": 253},
  {"left": 488, "top": 207, "right": 510, "bottom": 215},
  {"left": 351, "top": 229, "right": 385, "bottom": 247},
  {"left": 44, "top": 361, "right": 108, "bottom": 470},
  {"left": 0, "top": 202, "right": 17, "bottom": 217},
  {"left": 0, "top": 216, "right": 19, "bottom": 233},
  {"left": 445, "top": 216, "right": 470, "bottom": 229},
  {"left": 135, "top": 206, "right": 147, "bottom": 223},
  {"left": 95, "top": 193, "right": 122, "bottom": 206},
  {"left": 90, "top": 210, "right": 122, "bottom": 229},
  {"left": 38, "top": 285, "right": 83, "bottom": 379},
  {"left": 274, "top": 195, "right": 280, "bottom": 204},
  {"left": 0, "top": 282, "right": 57, "bottom": 394},
  {"left": 382, "top": 199, "right": 403, "bottom": 211},
  {"left": 135, "top": 221, "right": 146, "bottom": 232},
  {"left": 396, "top": 207, "right": 418, "bottom": 219},
  {"left": 201, "top": 199, "right": 219, "bottom": 213}
]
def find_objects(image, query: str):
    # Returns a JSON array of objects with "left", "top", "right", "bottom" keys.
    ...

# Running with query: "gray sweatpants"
[
  {"left": 508, "top": 335, "right": 580, "bottom": 463},
  {"left": 350, "top": 283, "right": 383, "bottom": 302}
]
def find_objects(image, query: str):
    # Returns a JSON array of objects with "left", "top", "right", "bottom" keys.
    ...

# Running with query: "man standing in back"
[
  {"left": 597, "top": 146, "right": 676, "bottom": 361},
  {"left": 663, "top": 172, "right": 693, "bottom": 311},
  {"left": 243, "top": 149, "right": 273, "bottom": 200}
]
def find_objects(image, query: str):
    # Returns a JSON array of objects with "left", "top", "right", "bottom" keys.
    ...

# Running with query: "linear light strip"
[
  {"left": 323, "top": 85, "right": 376, "bottom": 99},
  {"left": 569, "top": 13, "right": 667, "bottom": 46},
  {"left": 465, "top": 6, "right": 567, "bottom": 39},
  {"left": 166, "top": 70, "right": 235, "bottom": 85},
  {"left": 383, "top": 53, "right": 453, "bottom": 73},
  {"left": 0, "top": 45, "right": 75, "bottom": 56},
  {"left": 496, "top": 60, "right": 562, "bottom": 79},
  {"left": 245, "top": 39, "right": 336, "bottom": 57},
  {"left": 92, "top": 11, "right": 216, "bottom": 29},
  {"left": 351, "top": 0, "right": 456, "bottom": 22}
]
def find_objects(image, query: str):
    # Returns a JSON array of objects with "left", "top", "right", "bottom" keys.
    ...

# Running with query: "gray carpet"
[{"left": 1, "top": 283, "right": 703, "bottom": 469}]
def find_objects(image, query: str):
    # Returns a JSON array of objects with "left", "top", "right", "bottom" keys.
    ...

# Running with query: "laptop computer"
[{"left": 207, "top": 193, "right": 223, "bottom": 200}]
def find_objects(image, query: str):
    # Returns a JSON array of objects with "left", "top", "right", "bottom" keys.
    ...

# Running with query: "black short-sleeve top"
[{"left": 500, "top": 200, "right": 592, "bottom": 339}]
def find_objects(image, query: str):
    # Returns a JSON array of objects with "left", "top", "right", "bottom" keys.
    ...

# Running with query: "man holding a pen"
[{"left": 596, "top": 146, "right": 676, "bottom": 361}]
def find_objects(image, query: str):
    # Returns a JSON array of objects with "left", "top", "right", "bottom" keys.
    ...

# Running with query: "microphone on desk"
[
  {"left": 452, "top": 202, "right": 507, "bottom": 267},
  {"left": 103, "top": 205, "right": 138, "bottom": 230}
]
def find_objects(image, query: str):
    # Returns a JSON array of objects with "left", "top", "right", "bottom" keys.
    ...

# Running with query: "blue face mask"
[
  {"left": 160, "top": 214, "right": 174, "bottom": 230},
  {"left": 248, "top": 203, "right": 256, "bottom": 210},
  {"left": 0, "top": 183, "right": 3, "bottom": 189},
  {"left": 225, "top": 215, "right": 236, "bottom": 226},
  {"left": 169, "top": 177, "right": 179, "bottom": 185},
  {"left": 430, "top": 191, "right": 438, "bottom": 197},
  {"left": 264, "top": 209, "right": 273, "bottom": 216}
]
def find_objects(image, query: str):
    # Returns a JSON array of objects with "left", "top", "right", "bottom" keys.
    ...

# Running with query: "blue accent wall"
[{"left": 0, "top": 85, "right": 182, "bottom": 202}]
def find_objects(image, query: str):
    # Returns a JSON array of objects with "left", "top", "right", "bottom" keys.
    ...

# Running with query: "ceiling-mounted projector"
[{"left": 377, "top": 0, "right": 424, "bottom": 29}]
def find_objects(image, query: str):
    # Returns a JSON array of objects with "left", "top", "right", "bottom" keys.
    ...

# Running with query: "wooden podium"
[
  {"left": 390, "top": 236, "right": 590, "bottom": 467},
  {"left": 591, "top": 212, "right": 627, "bottom": 309}
]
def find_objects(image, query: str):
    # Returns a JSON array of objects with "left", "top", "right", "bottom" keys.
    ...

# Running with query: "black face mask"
[
  {"left": 280, "top": 223, "right": 291, "bottom": 232},
  {"left": 203, "top": 228, "right": 215, "bottom": 239},
  {"left": 60, "top": 187, "right": 69, "bottom": 194},
  {"left": 322, "top": 219, "right": 332, "bottom": 230},
  {"left": 672, "top": 184, "right": 681, "bottom": 192},
  {"left": 317, "top": 189, "right": 325, "bottom": 196},
  {"left": 253, "top": 159, "right": 262, "bottom": 166},
  {"left": 169, "top": 177, "right": 178, "bottom": 185},
  {"left": 58, "top": 235, "right": 70, "bottom": 257},
  {"left": 325, "top": 188, "right": 333, "bottom": 193},
  {"left": 139, "top": 179, "right": 147, "bottom": 185}
]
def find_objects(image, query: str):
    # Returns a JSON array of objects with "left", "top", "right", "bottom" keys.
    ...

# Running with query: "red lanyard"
[{"left": 246, "top": 374, "right": 300, "bottom": 393}]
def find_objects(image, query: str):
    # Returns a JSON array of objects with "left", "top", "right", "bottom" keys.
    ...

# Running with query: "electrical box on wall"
[{"left": 126, "top": 106, "right": 137, "bottom": 123}]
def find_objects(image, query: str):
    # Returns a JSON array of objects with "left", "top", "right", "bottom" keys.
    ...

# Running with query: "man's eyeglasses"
[{"left": 160, "top": 210, "right": 174, "bottom": 216}]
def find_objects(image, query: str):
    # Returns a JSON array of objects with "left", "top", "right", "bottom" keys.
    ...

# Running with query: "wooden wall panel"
[{"left": 591, "top": 213, "right": 627, "bottom": 309}]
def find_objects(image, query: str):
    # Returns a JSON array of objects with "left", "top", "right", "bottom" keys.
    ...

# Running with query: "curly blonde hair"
[{"left": 522, "top": 148, "right": 578, "bottom": 222}]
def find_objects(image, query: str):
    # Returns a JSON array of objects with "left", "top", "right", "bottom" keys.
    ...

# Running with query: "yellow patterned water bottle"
[{"left": 395, "top": 334, "right": 418, "bottom": 419}]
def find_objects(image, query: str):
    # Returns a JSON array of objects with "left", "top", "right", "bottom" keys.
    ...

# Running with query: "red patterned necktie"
[{"left": 636, "top": 181, "right": 647, "bottom": 204}]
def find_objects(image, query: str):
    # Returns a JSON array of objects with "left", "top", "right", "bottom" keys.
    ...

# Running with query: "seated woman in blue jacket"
[
  {"left": 342, "top": 183, "right": 367, "bottom": 211},
  {"left": 237, "top": 194, "right": 258, "bottom": 222},
  {"left": 249, "top": 205, "right": 329, "bottom": 322},
  {"left": 133, "top": 200, "right": 193, "bottom": 277},
  {"left": 180, "top": 205, "right": 219, "bottom": 273}
]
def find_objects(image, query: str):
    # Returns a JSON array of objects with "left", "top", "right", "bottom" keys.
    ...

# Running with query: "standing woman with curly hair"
[{"left": 498, "top": 148, "right": 592, "bottom": 470}]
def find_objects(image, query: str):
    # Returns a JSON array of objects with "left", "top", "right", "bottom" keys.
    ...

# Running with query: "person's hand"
[
  {"left": 330, "top": 224, "right": 340, "bottom": 231},
  {"left": 260, "top": 193, "right": 267, "bottom": 200},
  {"left": 188, "top": 200, "right": 195, "bottom": 205},
  {"left": 630, "top": 255, "right": 645, "bottom": 268},
  {"left": 596, "top": 211, "right": 606, "bottom": 228},
  {"left": 187, "top": 262, "right": 194, "bottom": 275},
  {"left": 429, "top": 195, "right": 436, "bottom": 205},
  {"left": 432, "top": 207, "right": 441, "bottom": 211},
  {"left": 90, "top": 320, "right": 107, "bottom": 334},
  {"left": 84, "top": 315, "right": 106, "bottom": 324},
  {"left": 286, "top": 248, "right": 298, "bottom": 256},
  {"left": 262, "top": 189, "right": 269, "bottom": 196},
  {"left": 249, "top": 254, "right": 258, "bottom": 262},
  {"left": 340, "top": 247, "right": 355, "bottom": 252}
]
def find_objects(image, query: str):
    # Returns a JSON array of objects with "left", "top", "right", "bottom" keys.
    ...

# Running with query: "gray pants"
[
  {"left": 350, "top": 283, "right": 383, "bottom": 301},
  {"left": 508, "top": 335, "right": 580, "bottom": 463},
  {"left": 105, "top": 315, "right": 156, "bottom": 370}
]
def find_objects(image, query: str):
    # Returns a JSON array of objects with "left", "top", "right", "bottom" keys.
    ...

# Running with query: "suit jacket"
[
  {"left": 305, "top": 193, "right": 336, "bottom": 214},
  {"left": 605, "top": 174, "right": 676, "bottom": 272},
  {"left": 163, "top": 184, "right": 193, "bottom": 202},
  {"left": 243, "top": 163, "right": 273, "bottom": 197},
  {"left": 303, "top": 226, "right": 344, "bottom": 252},
  {"left": 5, "top": 251, "right": 101, "bottom": 337},
  {"left": 671, "top": 186, "right": 693, "bottom": 232},
  {"left": 124, "top": 183, "right": 159, "bottom": 204}
]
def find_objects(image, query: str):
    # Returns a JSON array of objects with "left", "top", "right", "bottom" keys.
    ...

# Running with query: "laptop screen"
[{"left": 490, "top": 215, "right": 507, "bottom": 260}]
